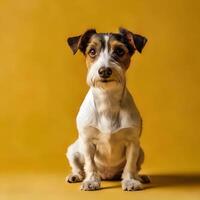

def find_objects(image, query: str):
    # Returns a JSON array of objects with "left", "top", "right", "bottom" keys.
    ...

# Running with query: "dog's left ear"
[
  {"left": 119, "top": 27, "right": 147, "bottom": 53},
  {"left": 67, "top": 29, "right": 96, "bottom": 55}
]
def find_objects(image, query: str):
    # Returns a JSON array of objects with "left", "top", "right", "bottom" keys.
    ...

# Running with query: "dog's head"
[{"left": 67, "top": 28, "right": 147, "bottom": 89}]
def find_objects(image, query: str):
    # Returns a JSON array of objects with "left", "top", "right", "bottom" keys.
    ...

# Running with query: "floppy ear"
[
  {"left": 119, "top": 27, "right": 147, "bottom": 53},
  {"left": 67, "top": 29, "right": 96, "bottom": 55},
  {"left": 67, "top": 35, "right": 81, "bottom": 54}
]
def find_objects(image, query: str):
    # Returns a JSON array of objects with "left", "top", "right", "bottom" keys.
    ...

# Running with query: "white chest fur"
[
  {"left": 93, "top": 87, "right": 122, "bottom": 133},
  {"left": 76, "top": 87, "right": 142, "bottom": 135}
]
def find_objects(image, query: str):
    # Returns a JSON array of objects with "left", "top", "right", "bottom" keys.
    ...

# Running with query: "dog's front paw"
[
  {"left": 80, "top": 180, "right": 101, "bottom": 191},
  {"left": 66, "top": 174, "right": 84, "bottom": 183},
  {"left": 121, "top": 179, "right": 143, "bottom": 191}
]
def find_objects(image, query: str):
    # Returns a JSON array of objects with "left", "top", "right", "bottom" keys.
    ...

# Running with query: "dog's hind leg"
[
  {"left": 136, "top": 147, "right": 151, "bottom": 183},
  {"left": 66, "top": 140, "right": 85, "bottom": 183}
]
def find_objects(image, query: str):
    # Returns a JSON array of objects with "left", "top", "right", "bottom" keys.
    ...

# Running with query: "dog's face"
[{"left": 67, "top": 28, "right": 147, "bottom": 89}]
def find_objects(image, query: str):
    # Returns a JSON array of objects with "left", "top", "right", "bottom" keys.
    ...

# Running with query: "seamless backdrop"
[{"left": 0, "top": 0, "right": 200, "bottom": 198}]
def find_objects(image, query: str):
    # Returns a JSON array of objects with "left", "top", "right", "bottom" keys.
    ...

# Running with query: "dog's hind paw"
[
  {"left": 139, "top": 175, "right": 151, "bottom": 184},
  {"left": 66, "top": 174, "right": 83, "bottom": 183},
  {"left": 121, "top": 179, "right": 143, "bottom": 191},
  {"left": 80, "top": 180, "right": 101, "bottom": 191}
]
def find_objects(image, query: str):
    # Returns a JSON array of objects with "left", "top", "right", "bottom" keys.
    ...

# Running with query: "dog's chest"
[
  {"left": 97, "top": 109, "right": 120, "bottom": 134},
  {"left": 94, "top": 128, "right": 133, "bottom": 167},
  {"left": 77, "top": 88, "right": 141, "bottom": 135},
  {"left": 96, "top": 131, "right": 124, "bottom": 153},
  {"left": 94, "top": 90, "right": 122, "bottom": 133}
]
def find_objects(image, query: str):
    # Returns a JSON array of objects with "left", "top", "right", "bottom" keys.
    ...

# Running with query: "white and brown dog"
[{"left": 66, "top": 28, "right": 150, "bottom": 191}]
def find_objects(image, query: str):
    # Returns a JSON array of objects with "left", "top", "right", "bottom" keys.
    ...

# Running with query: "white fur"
[{"left": 66, "top": 35, "right": 144, "bottom": 191}]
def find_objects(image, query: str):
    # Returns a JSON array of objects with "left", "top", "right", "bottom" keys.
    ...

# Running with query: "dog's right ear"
[{"left": 67, "top": 29, "right": 96, "bottom": 55}]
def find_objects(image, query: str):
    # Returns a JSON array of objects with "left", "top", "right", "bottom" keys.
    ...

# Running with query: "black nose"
[{"left": 98, "top": 67, "right": 112, "bottom": 78}]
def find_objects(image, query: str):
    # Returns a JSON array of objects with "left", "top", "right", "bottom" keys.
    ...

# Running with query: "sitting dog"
[{"left": 66, "top": 28, "right": 149, "bottom": 191}]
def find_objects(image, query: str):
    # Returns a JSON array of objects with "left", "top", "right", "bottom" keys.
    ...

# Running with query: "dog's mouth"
[
  {"left": 99, "top": 79, "right": 115, "bottom": 83},
  {"left": 93, "top": 78, "right": 120, "bottom": 88}
]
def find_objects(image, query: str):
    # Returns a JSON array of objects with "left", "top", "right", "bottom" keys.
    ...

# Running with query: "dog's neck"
[
  {"left": 91, "top": 84, "right": 126, "bottom": 133},
  {"left": 92, "top": 86, "right": 125, "bottom": 112}
]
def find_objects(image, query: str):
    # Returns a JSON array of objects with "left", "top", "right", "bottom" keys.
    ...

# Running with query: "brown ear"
[
  {"left": 67, "top": 29, "right": 96, "bottom": 55},
  {"left": 119, "top": 27, "right": 147, "bottom": 53}
]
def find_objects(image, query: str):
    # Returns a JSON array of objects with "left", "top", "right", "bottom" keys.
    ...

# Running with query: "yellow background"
[{"left": 0, "top": 0, "right": 200, "bottom": 199}]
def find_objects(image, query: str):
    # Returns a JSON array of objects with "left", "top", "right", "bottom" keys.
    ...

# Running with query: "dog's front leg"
[
  {"left": 80, "top": 138, "right": 101, "bottom": 191},
  {"left": 121, "top": 140, "right": 143, "bottom": 191}
]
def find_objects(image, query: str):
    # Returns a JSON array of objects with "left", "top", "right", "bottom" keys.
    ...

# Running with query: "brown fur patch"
[
  {"left": 109, "top": 39, "right": 131, "bottom": 69},
  {"left": 85, "top": 35, "right": 102, "bottom": 68}
]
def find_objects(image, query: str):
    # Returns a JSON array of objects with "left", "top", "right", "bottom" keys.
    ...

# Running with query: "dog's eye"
[
  {"left": 88, "top": 48, "right": 96, "bottom": 57},
  {"left": 114, "top": 47, "right": 125, "bottom": 57}
]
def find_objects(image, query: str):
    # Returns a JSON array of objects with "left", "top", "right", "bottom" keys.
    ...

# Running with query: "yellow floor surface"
[{"left": 1, "top": 172, "right": 200, "bottom": 200}]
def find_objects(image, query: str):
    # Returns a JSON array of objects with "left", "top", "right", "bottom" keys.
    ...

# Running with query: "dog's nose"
[{"left": 98, "top": 67, "right": 112, "bottom": 78}]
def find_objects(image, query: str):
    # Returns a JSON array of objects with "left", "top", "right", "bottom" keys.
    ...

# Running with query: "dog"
[{"left": 66, "top": 27, "right": 150, "bottom": 191}]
